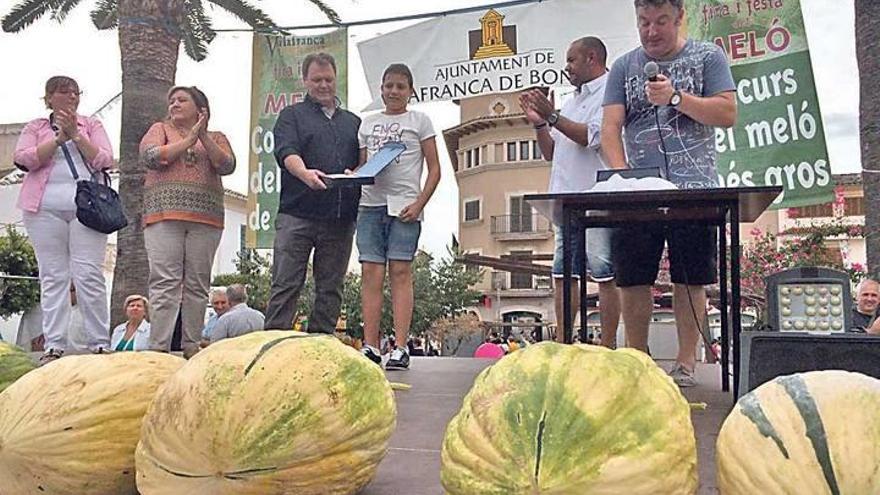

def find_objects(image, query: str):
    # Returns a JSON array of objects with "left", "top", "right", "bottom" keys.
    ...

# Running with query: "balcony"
[{"left": 490, "top": 214, "right": 553, "bottom": 241}]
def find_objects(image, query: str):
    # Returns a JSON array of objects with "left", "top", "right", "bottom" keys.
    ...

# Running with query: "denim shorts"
[
  {"left": 552, "top": 226, "right": 615, "bottom": 282},
  {"left": 356, "top": 206, "right": 421, "bottom": 263}
]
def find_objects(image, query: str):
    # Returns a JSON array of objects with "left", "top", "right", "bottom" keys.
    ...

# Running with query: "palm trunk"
[
  {"left": 110, "top": 0, "right": 182, "bottom": 325},
  {"left": 857, "top": 0, "right": 880, "bottom": 278}
]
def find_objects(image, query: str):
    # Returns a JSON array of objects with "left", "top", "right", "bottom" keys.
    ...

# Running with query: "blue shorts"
[
  {"left": 552, "top": 226, "right": 615, "bottom": 282},
  {"left": 356, "top": 206, "right": 421, "bottom": 263}
]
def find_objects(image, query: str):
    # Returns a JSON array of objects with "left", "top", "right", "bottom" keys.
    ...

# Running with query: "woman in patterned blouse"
[{"left": 139, "top": 86, "right": 235, "bottom": 358}]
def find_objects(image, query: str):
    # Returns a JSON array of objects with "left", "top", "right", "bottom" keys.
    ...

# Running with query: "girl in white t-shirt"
[{"left": 356, "top": 64, "right": 441, "bottom": 370}]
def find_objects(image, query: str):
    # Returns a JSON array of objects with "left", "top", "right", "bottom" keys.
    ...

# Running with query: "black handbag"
[{"left": 60, "top": 142, "right": 128, "bottom": 234}]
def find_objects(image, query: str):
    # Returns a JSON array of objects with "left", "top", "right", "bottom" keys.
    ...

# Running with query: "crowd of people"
[{"left": 10, "top": 0, "right": 876, "bottom": 377}]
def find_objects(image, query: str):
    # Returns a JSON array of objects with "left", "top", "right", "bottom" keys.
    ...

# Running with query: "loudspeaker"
[{"left": 739, "top": 331, "right": 880, "bottom": 397}]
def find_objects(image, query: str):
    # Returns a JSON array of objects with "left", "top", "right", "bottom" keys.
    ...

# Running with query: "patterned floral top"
[{"left": 139, "top": 122, "right": 235, "bottom": 228}]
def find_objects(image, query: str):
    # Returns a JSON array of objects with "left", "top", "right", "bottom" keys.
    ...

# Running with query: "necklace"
[{"left": 171, "top": 123, "right": 198, "bottom": 167}]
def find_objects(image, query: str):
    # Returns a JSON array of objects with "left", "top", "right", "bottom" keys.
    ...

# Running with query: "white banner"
[{"left": 357, "top": 0, "right": 640, "bottom": 110}]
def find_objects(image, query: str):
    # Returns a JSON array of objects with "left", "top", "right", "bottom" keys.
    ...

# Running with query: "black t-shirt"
[{"left": 850, "top": 308, "right": 874, "bottom": 333}]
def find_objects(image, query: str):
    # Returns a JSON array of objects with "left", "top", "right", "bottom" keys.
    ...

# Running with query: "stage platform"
[{"left": 364, "top": 357, "right": 732, "bottom": 495}]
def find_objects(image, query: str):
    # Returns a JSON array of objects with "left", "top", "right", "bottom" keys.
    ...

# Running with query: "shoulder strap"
[{"left": 59, "top": 142, "right": 80, "bottom": 181}]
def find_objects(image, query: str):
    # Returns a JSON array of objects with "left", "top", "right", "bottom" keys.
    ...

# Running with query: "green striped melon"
[
  {"left": 0, "top": 341, "right": 35, "bottom": 392},
  {"left": 717, "top": 370, "right": 880, "bottom": 494},
  {"left": 441, "top": 342, "right": 697, "bottom": 494},
  {"left": 0, "top": 352, "right": 185, "bottom": 494},
  {"left": 135, "top": 331, "right": 396, "bottom": 495}
]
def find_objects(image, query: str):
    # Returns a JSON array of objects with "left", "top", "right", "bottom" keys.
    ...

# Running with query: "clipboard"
[{"left": 322, "top": 142, "right": 406, "bottom": 188}]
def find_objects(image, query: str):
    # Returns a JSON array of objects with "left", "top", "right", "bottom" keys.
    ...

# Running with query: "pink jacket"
[{"left": 14, "top": 115, "right": 115, "bottom": 212}]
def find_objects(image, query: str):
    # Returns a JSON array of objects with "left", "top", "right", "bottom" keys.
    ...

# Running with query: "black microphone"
[
  {"left": 643, "top": 61, "right": 669, "bottom": 179},
  {"left": 644, "top": 61, "right": 660, "bottom": 82}
]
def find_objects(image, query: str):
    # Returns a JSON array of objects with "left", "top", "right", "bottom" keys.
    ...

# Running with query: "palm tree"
[
  {"left": 2, "top": 0, "right": 340, "bottom": 324},
  {"left": 855, "top": 0, "right": 879, "bottom": 277}
]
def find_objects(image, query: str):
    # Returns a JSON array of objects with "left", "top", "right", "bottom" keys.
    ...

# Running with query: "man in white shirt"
[{"left": 519, "top": 36, "right": 620, "bottom": 347}]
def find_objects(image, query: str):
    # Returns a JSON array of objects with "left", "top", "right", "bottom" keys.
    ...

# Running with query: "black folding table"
[{"left": 526, "top": 186, "right": 782, "bottom": 395}]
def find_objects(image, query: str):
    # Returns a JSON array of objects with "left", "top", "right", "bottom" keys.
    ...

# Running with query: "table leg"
[
  {"left": 719, "top": 216, "right": 729, "bottom": 393},
  {"left": 562, "top": 207, "right": 573, "bottom": 344},
  {"left": 580, "top": 223, "right": 588, "bottom": 344},
  {"left": 730, "top": 202, "right": 742, "bottom": 397}
]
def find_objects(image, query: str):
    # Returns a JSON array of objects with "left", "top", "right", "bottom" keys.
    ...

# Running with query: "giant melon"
[
  {"left": 717, "top": 370, "right": 880, "bottom": 494},
  {"left": 135, "top": 331, "right": 396, "bottom": 494},
  {"left": 0, "top": 340, "right": 36, "bottom": 392},
  {"left": 0, "top": 352, "right": 185, "bottom": 494},
  {"left": 441, "top": 341, "right": 697, "bottom": 494}
]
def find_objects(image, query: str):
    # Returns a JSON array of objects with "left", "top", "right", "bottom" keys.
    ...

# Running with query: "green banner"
[
  {"left": 685, "top": 0, "right": 832, "bottom": 207},
  {"left": 247, "top": 29, "right": 348, "bottom": 248}
]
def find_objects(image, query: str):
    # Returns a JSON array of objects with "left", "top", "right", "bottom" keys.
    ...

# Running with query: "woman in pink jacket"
[{"left": 13, "top": 75, "right": 115, "bottom": 365}]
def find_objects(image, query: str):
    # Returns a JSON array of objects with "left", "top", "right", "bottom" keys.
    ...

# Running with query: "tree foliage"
[
  {"left": 741, "top": 191, "right": 865, "bottom": 322},
  {"left": 0, "top": 0, "right": 336, "bottom": 61},
  {"left": 212, "top": 244, "right": 484, "bottom": 339},
  {"left": 0, "top": 226, "right": 40, "bottom": 319}
]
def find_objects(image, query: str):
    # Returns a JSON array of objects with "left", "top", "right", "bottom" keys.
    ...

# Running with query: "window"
[
  {"left": 509, "top": 196, "right": 533, "bottom": 232},
  {"left": 464, "top": 199, "right": 481, "bottom": 221},
  {"left": 464, "top": 150, "right": 472, "bottom": 169},
  {"left": 532, "top": 140, "right": 542, "bottom": 160},
  {"left": 520, "top": 141, "right": 530, "bottom": 161},
  {"left": 506, "top": 250, "right": 533, "bottom": 289},
  {"left": 506, "top": 142, "right": 517, "bottom": 162},
  {"left": 470, "top": 148, "right": 481, "bottom": 167}
]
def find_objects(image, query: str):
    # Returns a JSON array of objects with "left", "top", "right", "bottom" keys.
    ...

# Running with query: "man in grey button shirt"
[{"left": 210, "top": 284, "right": 265, "bottom": 343}]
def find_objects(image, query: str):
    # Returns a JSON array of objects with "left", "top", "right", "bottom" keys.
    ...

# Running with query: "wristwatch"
[
  {"left": 669, "top": 90, "right": 682, "bottom": 107},
  {"left": 546, "top": 110, "right": 560, "bottom": 127}
]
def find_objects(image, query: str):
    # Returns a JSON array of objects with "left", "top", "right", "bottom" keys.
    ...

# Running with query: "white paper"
[
  {"left": 588, "top": 175, "right": 678, "bottom": 193},
  {"left": 386, "top": 195, "right": 413, "bottom": 217}
]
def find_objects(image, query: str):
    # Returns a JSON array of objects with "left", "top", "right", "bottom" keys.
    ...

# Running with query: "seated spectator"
[
  {"left": 850, "top": 279, "right": 880, "bottom": 335},
  {"left": 209, "top": 284, "right": 265, "bottom": 344},
  {"left": 200, "top": 288, "right": 229, "bottom": 347},
  {"left": 409, "top": 337, "right": 426, "bottom": 357},
  {"left": 110, "top": 295, "right": 151, "bottom": 351}
]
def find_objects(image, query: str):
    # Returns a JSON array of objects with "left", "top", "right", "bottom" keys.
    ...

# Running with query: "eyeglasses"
[{"left": 54, "top": 89, "right": 83, "bottom": 96}]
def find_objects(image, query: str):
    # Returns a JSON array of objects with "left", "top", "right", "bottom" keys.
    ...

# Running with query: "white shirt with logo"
[{"left": 357, "top": 110, "right": 436, "bottom": 219}]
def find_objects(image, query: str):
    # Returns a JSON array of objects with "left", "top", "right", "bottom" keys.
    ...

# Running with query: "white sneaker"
[
  {"left": 385, "top": 347, "right": 410, "bottom": 370},
  {"left": 361, "top": 345, "right": 382, "bottom": 365},
  {"left": 668, "top": 363, "right": 697, "bottom": 388}
]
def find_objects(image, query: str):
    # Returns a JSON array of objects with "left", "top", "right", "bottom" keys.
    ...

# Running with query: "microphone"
[
  {"left": 644, "top": 61, "right": 659, "bottom": 82},
  {"left": 643, "top": 61, "right": 669, "bottom": 179}
]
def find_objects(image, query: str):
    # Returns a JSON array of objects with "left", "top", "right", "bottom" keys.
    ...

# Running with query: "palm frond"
[
  {"left": 180, "top": 0, "right": 212, "bottom": 61},
  {"left": 187, "top": 0, "right": 216, "bottom": 45},
  {"left": 2, "top": 0, "right": 67, "bottom": 32},
  {"left": 206, "top": 0, "right": 280, "bottom": 33},
  {"left": 90, "top": 0, "right": 118, "bottom": 30},
  {"left": 305, "top": 0, "right": 340, "bottom": 24},
  {"left": 51, "top": 0, "right": 80, "bottom": 22},
  {"left": 180, "top": 18, "right": 209, "bottom": 61}
]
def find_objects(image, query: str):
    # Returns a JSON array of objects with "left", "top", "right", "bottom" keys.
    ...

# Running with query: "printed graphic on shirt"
[
  {"left": 608, "top": 40, "right": 733, "bottom": 189},
  {"left": 364, "top": 122, "right": 403, "bottom": 165}
]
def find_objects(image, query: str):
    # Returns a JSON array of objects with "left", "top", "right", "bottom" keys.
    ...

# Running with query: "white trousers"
[{"left": 23, "top": 209, "right": 110, "bottom": 352}]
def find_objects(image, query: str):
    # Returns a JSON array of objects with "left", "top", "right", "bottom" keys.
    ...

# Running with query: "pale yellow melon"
[
  {"left": 0, "top": 352, "right": 185, "bottom": 494},
  {"left": 135, "top": 331, "right": 396, "bottom": 495}
]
